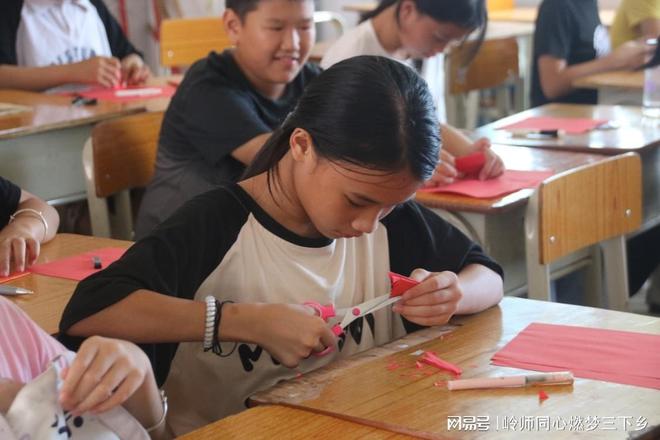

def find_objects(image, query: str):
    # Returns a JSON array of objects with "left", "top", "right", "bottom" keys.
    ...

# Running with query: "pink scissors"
[{"left": 304, "top": 272, "right": 419, "bottom": 356}]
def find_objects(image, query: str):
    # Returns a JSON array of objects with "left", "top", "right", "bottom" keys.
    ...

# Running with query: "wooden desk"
[
  {"left": 178, "top": 405, "right": 415, "bottom": 439},
  {"left": 0, "top": 78, "right": 174, "bottom": 204},
  {"left": 573, "top": 71, "right": 644, "bottom": 106},
  {"left": 2, "top": 233, "right": 132, "bottom": 334},
  {"left": 476, "top": 103, "right": 660, "bottom": 232},
  {"left": 252, "top": 297, "right": 660, "bottom": 439},
  {"left": 416, "top": 144, "right": 608, "bottom": 295}
]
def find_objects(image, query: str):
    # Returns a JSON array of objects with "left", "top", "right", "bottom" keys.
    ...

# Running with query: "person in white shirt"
[
  {"left": 322, "top": 0, "right": 505, "bottom": 185},
  {"left": 0, "top": 0, "right": 150, "bottom": 91}
]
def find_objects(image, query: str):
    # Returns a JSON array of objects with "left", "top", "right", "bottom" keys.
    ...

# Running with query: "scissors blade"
[{"left": 337, "top": 293, "right": 401, "bottom": 330}]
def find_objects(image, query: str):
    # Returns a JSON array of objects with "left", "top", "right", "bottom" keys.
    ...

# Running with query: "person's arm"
[
  {"left": 230, "top": 133, "right": 271, "bottom": 166},
  {"left": 538, "top": 40, "right": 651, "bottom": 100},
  {"left": 0, "top": 379, "right": 23, "bottom": 414},
  {"left": 0, "top": 189, "right": 59, "bottom": 276},
  {"left": 0, "top": 57, "right": 122, "bottom": 91}
]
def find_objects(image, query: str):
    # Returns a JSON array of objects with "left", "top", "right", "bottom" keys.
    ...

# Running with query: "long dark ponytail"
[
  {"left": 242, "top": 56, "right": 440, "bottom": 193},
  {"left": 362, "top": 0, "right": 488, "bottom": 66}
]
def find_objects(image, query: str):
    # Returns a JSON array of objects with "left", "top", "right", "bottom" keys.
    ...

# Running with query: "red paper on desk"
[
  {"left": 75, "top": 85, "right": 176, "bottom": 102},
  {"left": 492, "top": 323, "right": 660, "bottom": 390},
  {"left": 29, "top": 247, "right": 126, "bottom": 281},
  {"left": 498, "top": 116, "right": 608, "bottom": 134},
  {"left": 0, "top": 271, "right": 30, "bottom": 284},
  {"left": 419, "top": 169, "right": 554, "bottom": 198}
]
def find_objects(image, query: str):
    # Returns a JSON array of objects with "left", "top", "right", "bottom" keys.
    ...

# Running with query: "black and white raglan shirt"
[{"left": 60, "top": 184, "right": 503, "bottom": 435}]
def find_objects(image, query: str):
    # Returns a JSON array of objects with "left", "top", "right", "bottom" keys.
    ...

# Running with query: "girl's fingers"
[
  {"left": 61, "top": 344, "right": 107, "bottom": 409},
  {"left": 25, "top": 238, "right": 40, "bottom": 267},
  {"left": 401, "top": 272, "right": 457, "bottom": 301},
  {"left": 393, "top": 302, "right": 456, "bottom": 318},
  {"left": 11, "top": 238, "right": 26, "bottom": 273},
  {"left": 74, "top": 361, "right": 134, "bottom": 415},
  {"left": 89, "top": 371, "right": 142, "bottom": 414}
]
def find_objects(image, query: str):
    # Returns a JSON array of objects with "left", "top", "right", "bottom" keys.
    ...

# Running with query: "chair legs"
[{"left": 601, "top": 236, "right": 630, "bottom": 311}]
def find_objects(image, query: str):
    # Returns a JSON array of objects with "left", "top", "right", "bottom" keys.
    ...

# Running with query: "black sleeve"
[
  {"left": 534, "top": 0, "right": 575, "bottom": 61},
  {"left": 0, "top": 0, "right": 23, "bottom": 65},
  {"left": 0, "top": 176, "right": 21, "bottom": 228},
  {"left": 59, "top": 187, "right": 248, "bottom": 384},
  {"left": 172, "top": 85, "right": 271, "bottom": 165},
  {"left": 381, "top": 201, "right": 504, "bottom": 333},
  {"left": 90, "top": 0, "right": 141, "bottom": 59}
]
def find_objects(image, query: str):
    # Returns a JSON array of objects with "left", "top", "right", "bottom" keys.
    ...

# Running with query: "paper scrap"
[{"left": 419, "top": 352, "right": 462, "bottom": 376}]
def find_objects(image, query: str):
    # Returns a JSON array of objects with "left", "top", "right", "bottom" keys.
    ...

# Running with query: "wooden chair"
[
  {"left": 524, "top": 153, "right": 642, "bottom": 311},
  {"left": 446, "top": 37, "right": 520, "bottom": 129},
  {"left": 160, "top": 17, "right": 231, "bottom": 69},
  {"left": 82, "top": 112, "right": 164, "bottom": 239}
]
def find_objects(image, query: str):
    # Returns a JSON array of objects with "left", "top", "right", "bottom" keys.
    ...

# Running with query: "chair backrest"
[
  {"left": 524, "top": 153, "right": 642, "bottom": 310},
  {"left": 487, "top": 0, "right": 514, "bottom": 11},
  {"left": 160, "top": 17, "right": 232, "bottom": 68},
  {"left": 534, "top": 153, "right": 641, "bottom": 265},
  {"left": 83, "top": 111, "right": 163, "bottom": 239},
  {"left": 447, "top": 37, "right": 519, "bottom": 95}
]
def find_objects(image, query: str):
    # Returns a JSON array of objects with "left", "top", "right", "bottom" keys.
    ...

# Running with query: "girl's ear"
[
  {"left": 223, "top": 9, "right": 242, "bottom": 46},
  {"left": 289, "top": 128, "right": 315, "bottom": 162},
  {"left": 398, "top": 0, "right": 418, "bottom": 23}
]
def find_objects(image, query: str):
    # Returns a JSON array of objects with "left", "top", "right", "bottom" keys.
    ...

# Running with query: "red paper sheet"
[
  {"left": 0, "top": 271, "right": 30, "bottom": 284},
  {"left": 29, "top": 247, "right": 126, "bottom": 281},
  {"left": 491, "top": 323, "right": 660, "bottom": 390},
  {"left": 419, "top": 169, "right": 554, "bottom": 198},
  {"left": 498, "top": 116, "right": 607, "bottom": 134},
  {"left": 74, "top": 85, "right": 176, "bottom": 102}
]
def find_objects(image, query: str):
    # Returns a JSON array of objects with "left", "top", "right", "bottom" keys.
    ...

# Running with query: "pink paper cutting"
[
  {"left": 0, "top": 271, "right": 30, "bottom": 284},
  {"left": 420, "top": 169, "right": 554, "bottom": 198},
  {"left": 419, "top": 352, "right": 462, "bottom": 376},
  {"left": 498, "top": 116, "right": 607, "bottom": 134},
  {"left": 64, "top": 85, "right": 176, "bottom": 103},
  {"left": 30, "top": 248, "right": 126, "bottom": 281},
  {"left": 538, "top": 390, "right": 549, "bottom": 402},
  {"left": 491, "top": 323, "right": 660, "bottom": 390}
]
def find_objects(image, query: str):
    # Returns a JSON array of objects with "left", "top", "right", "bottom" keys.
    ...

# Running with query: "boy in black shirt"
[
  {"left": 531, "top": 0, "right": 651, "bottom": 107},
  {"left": 135, "top": 0, "right": 319, "bottom": 238}
]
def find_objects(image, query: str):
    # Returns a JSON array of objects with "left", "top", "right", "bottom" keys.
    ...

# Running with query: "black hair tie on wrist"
[{"left": 211, "top": 300, "right": 237, "bottom": 357}]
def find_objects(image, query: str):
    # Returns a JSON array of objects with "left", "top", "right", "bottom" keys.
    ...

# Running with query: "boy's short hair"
[
  {"left": 225, "top": 0, "right": 261, "bottom": 20},
  {"left": 226, "top": 0, "right": 307, "bottom": 21}
]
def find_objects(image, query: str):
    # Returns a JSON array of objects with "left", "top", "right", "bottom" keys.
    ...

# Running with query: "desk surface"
[
  {"left": 475, "top": 103, "right": 660, "bottom": 154},
  {"left": 573, "top": 70, "right": 644, "bottom": 91},
  {"left": 0, "top": 89, "right": 144, "bottom": 140},
  {"left": 252, "top": 297, "right": 660, "bottom": 439},
  {"left": 2, "top": 233, "right": 132, "bottom": 334},
  {"left": 0, "top": 77, "right": 177, "bottom": 140},
  {"left": 415, "top": 144, "right": 606, "bottom": 214},
  {"left": 178, "top": 405, "right": 416, "bottom": 439}
]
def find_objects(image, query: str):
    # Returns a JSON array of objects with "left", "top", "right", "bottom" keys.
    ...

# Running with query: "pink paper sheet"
[
  {"left": 491, "top": 323, "right": 660, "bottom": 390},
  {"left": 419, "top": 170, "right": 554, "bottom": 198},
  {"left": 498, "top": 116, "right": 607, "bottom": 134},
  {"left": 75, "top": 85, "right": 176, "bottom": 102},
  {"left": 29, "top": 247, "right": 126, "bottom": 281},
  {"left": 0, "top": 271, "right": 30, "bottom": 284}
]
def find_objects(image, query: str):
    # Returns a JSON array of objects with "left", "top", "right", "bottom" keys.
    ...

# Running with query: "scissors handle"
[{"left": 303, "top": 301, "right": 338, "bottom": 356}]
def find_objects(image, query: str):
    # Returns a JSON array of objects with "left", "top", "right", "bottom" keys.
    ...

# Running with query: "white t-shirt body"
[
  {"left": 321, "top": 19, "right": 447, "bottom": 123},
  {"left": 16, "top": 0, "right": 112, "bottom": 67}
]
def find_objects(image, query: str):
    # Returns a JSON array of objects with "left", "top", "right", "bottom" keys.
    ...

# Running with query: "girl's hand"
[
  {"left": 252, "top": 304, "right": 337, "bottom": 368},
  {"left": 425, "top": 149, "right": 458, "bottom": 187},
  {"left": 59, "top": 336, "right": 152, "bottom": 416},
  {"left": 120, "top": 54, "right": 151, "bottom": 86},
  {"left": 392, "top": 268, "right": 462, "bottom": 326},
  {"left": 70, "top": 56, "right": 122, "bottom": 88},
  {"left": 475, "top": 138, "right": 505, "bottom": 181},
  {"left": 0, "top": 222, "right": 40, "bottom": 276}
]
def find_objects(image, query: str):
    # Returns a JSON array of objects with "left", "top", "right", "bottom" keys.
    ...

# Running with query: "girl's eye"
[
  {"left": 346, "top": 197, "right": 363, "bottom": 208},
  {"left": 268, "top": 27, "right": 284, "bottom": 32}
]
